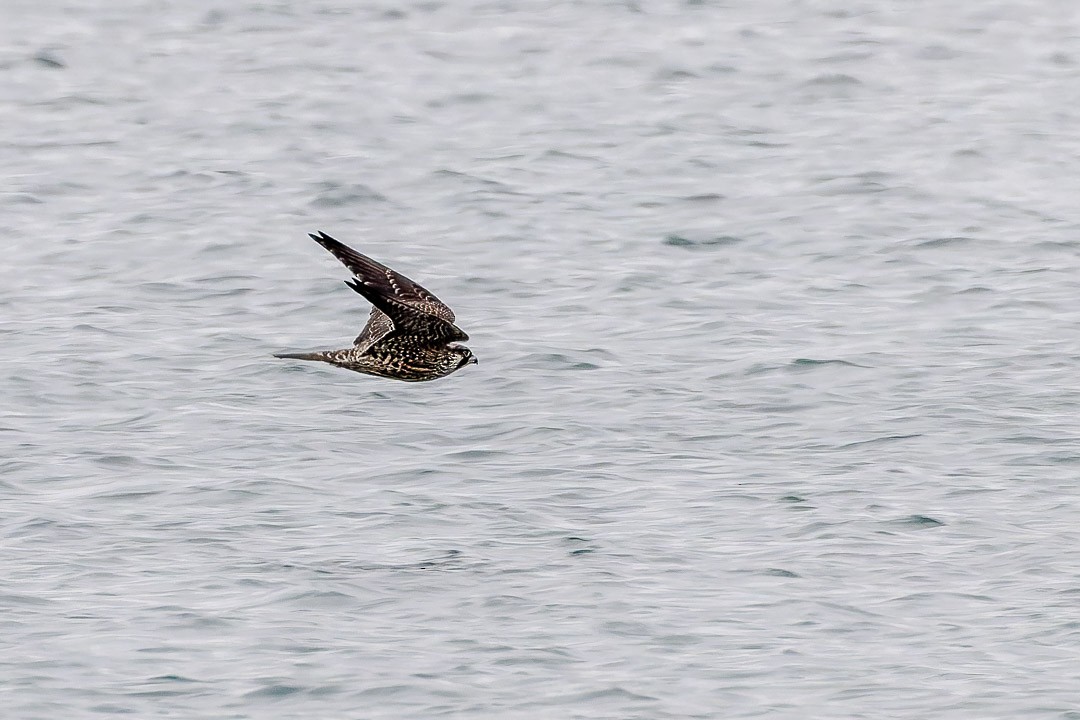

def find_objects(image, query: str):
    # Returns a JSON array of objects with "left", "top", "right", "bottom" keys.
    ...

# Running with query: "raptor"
[{"left": 275, "top": 231, "right": 476, "bottom": 381}]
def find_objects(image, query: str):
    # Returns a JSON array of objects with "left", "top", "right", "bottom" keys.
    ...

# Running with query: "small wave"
[
  {"left": 309, "top": 182, "right": 388, "bottom": 208},
  {"left": 790, "top": 358, "right": 869, "bottom": 369},
  {"left": 663, "top": 233, "right": 743, "bottom": 248},
  {"left": 805, "top": 72, "right": 862, "bottom": 86},
  {"left": 894, "top": 514, "right": 945, "bottom": 528},
  {"left": 916, "top": 236, "right": 973, "bottom": 249},
  {"left": 838, "top": 433, "right": 923, "bottom": 449}
]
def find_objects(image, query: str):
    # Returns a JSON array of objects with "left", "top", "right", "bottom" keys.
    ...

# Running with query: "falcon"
[{"left": 275, "top": 231, "right": 476, "bottom": 381}]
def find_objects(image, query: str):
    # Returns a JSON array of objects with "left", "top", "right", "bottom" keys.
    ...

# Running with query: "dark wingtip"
[{"left": 309, "top": 230, "right": 339, "bottom": 244}]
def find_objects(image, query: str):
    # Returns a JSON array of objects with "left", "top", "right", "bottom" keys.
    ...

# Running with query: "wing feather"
[
  {"left": 312, "top": 231, "right": 468, "bottom": 344},
  {"left": 353, "top": 306, "right": 394, "bottom": 350}
]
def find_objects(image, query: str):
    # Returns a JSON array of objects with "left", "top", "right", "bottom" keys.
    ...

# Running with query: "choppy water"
[{"left": 5, "top": 1, "right": 1080, "bottom": 718}]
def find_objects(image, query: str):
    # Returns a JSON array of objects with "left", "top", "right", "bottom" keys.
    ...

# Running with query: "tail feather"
[{"left": 274, "top": 351, "right": 332, "bottom": 362}]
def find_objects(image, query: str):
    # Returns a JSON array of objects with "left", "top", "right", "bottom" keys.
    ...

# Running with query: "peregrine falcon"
[{"left": 275, "top": 231, "right": 476, "bottom": 382}]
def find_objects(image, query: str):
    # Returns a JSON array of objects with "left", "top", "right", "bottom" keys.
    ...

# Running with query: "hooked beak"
[{"left": 468, "top": 355, "right": 478, "bottom": 365}]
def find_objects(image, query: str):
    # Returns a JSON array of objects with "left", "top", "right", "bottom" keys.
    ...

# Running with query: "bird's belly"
[{"left": 346, "top": 347, "right": 453, "bottom": 382}]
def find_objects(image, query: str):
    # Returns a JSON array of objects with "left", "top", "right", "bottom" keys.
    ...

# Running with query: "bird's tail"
[{"left": 274, "top": 351, "right": 334, "bottom": 363}]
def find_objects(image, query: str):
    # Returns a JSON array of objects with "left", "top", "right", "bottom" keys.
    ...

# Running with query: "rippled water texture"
[{"left": 5, "top": 1, "right": 1080, "bottom": 718}]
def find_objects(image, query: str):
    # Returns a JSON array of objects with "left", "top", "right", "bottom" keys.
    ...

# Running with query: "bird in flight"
[{"left": 275, "top": 231, "right": 476, "bottom": 382}]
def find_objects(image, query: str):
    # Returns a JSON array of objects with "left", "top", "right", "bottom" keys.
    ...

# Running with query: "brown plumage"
[{"left": 275, "top": 231, "right": 476, "bottom": 381}]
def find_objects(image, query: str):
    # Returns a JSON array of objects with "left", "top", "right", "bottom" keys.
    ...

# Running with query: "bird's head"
[{"left": 451, "top": 345, "right": 478, "bottom": 370}]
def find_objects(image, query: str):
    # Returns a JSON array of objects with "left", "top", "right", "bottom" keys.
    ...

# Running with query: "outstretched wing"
[
  {"left": 309, "top": 231, "right": 468, "bottom": 343},
  {"left": 311, "top": 231, "right": 456, "bottom": 321}
]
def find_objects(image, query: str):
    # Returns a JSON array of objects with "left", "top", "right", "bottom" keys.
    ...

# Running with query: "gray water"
[{"left": 4, "top": 1, "right": 1080, "bottom": 718}]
